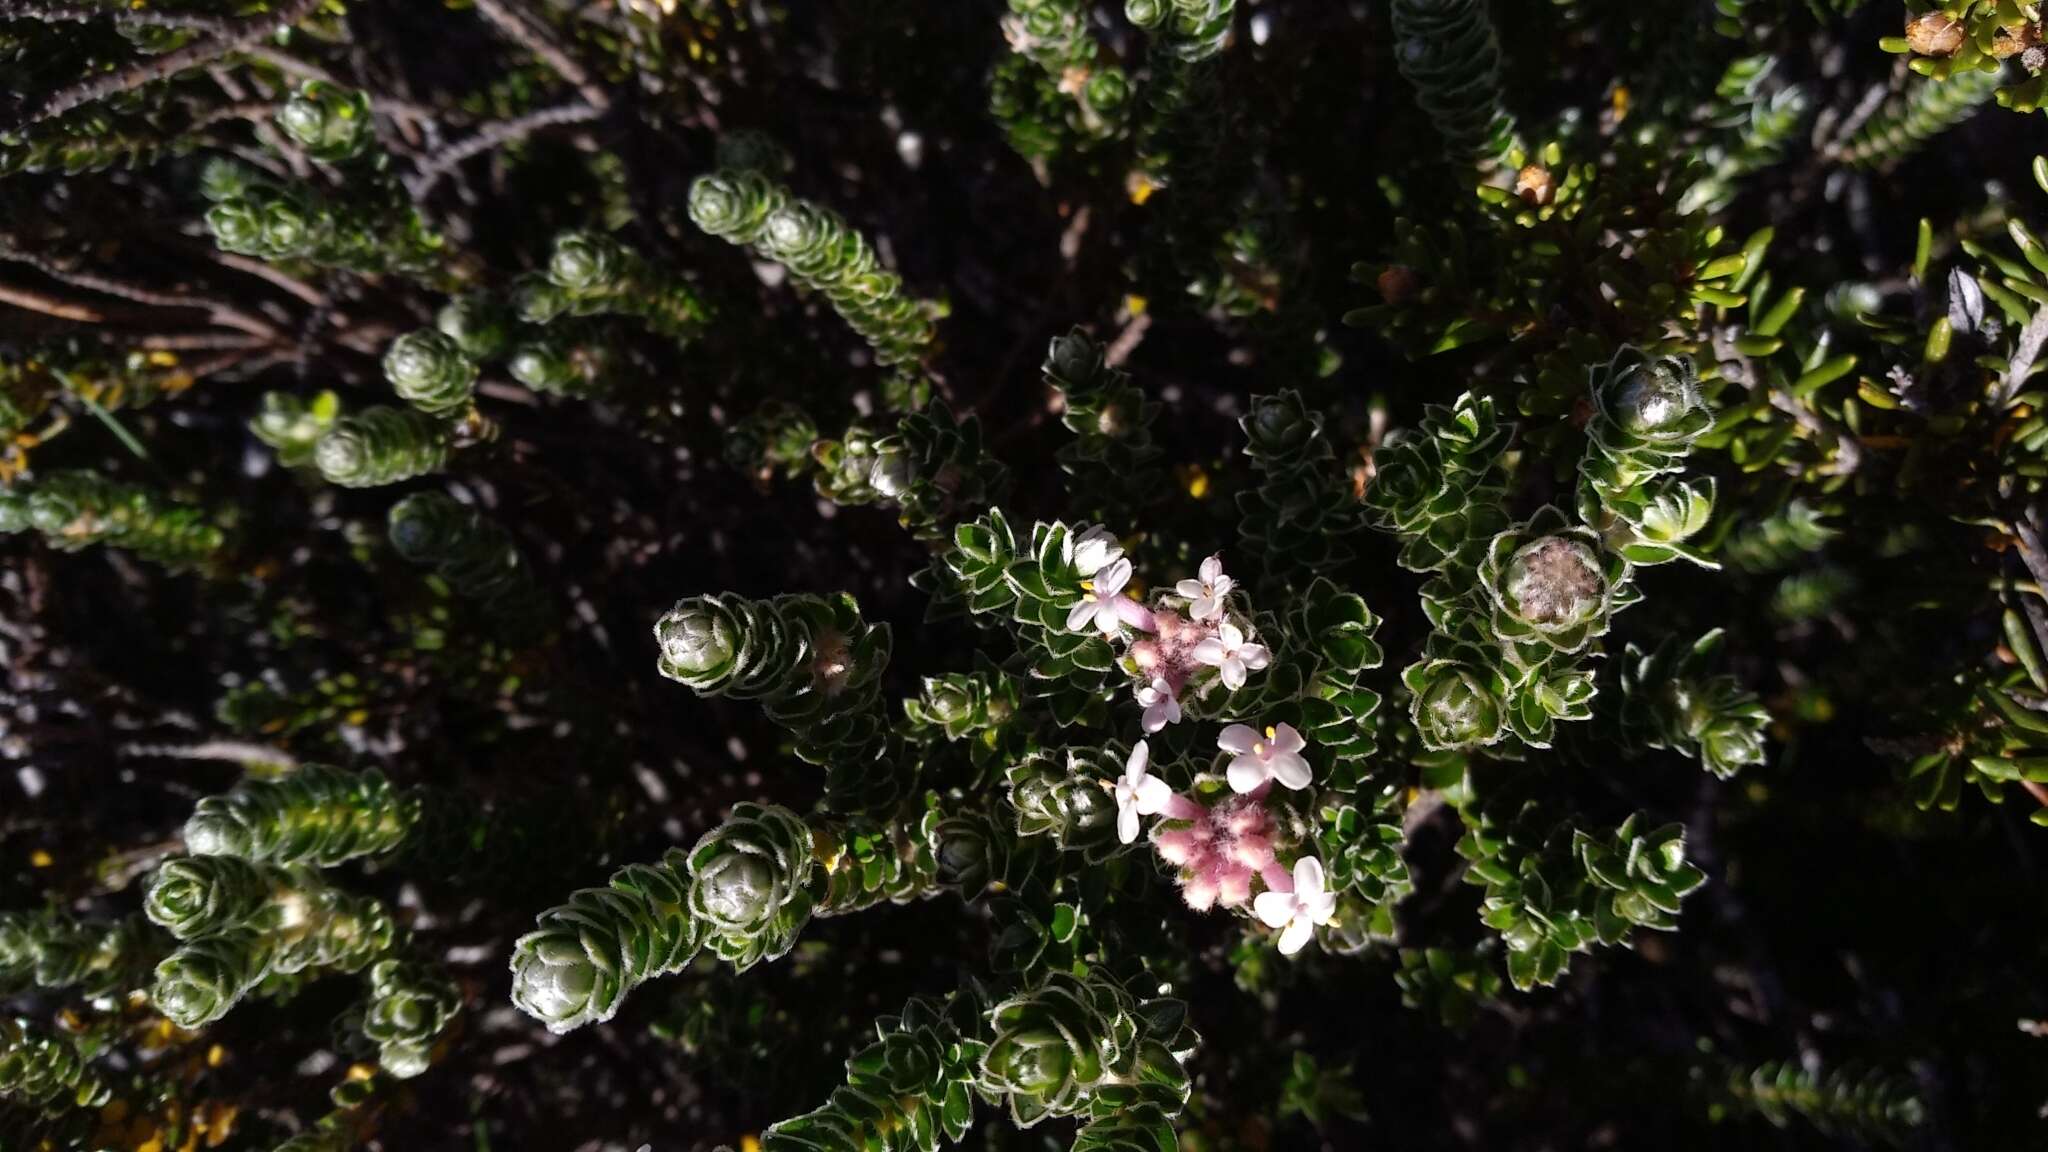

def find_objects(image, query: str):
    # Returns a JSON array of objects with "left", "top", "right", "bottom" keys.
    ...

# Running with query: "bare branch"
[
  {"left": 470, "top": 0, "right": 612, "bottom": 111},
  {"left": 0, "top": 280, "right": 106, "bottom": 323},
  {"left": 1711, "top": 324, "right": 1864, "bottom": 476},
  {"left": 206, "top": 249, "right": 329, "bottom": 309},
  {"left": 238, "top": 45, "right": 437, "bottom": 125},
  {"left": 407, "top": 101, "right": 605, "bottom": 198},
  {"left": 0, "top": 1, "right": 244, "bottom": 33},
  {"left": 0, "top": 247, "right": 284, "bottom": 340},
  {"left": 4, "top": 0, "right": 325, "bottom": 134}
]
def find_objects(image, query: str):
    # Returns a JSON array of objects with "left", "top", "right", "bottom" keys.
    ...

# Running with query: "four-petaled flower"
[
  {"left": 1112, "top": 741, "right": 1174, "bottom": 844},
  {"left": 1066, "top": 557, "right": 1151, "bottom": 635},
  {"left": 1176, "top": 555, "right": 1233, "bottom": 621},
  {"left": 1071, "top": 525, "right": 1124, "bottom": 578},
  {"left": 1253, "top": 856, "right": 1337, "bottom": 955},
  {"left": 1193, "top": 621, "right": 1270, "bottom": 690},
  {"left": 1220, "top": 722, "right": 1310, "bottom": 793},
  {"left": 1136, "top": 677, "right": 1181, "bottom": 733}
]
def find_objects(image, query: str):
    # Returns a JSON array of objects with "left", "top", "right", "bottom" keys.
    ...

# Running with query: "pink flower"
[
  {"left": 1254, "top": 857, "right": 1337, "bottom": 955},
  {"left": 1219, "top": 722, "right": 1311, "bottom": 794},
  {"left": 1136, "top": 677, "right": 1181, "bottom": 733},
  {"left": 1065, "top": 558, "right": 1153, "bottom": 636},
  {"left": 1175, "top": 555, "right": 1233, "bottom": 621},
  {"left": 1152, "top": 791, "right": 1275, "bottom": 911},
  {"left": 1193, "top": 621, "right": 1270, "bottom": 690},
  {"left": 1069, "top": 525, "right": 1123, "bottom": 577},
  {"left": 1111, "top": 741, "right": 1174, "bottom": 845}
]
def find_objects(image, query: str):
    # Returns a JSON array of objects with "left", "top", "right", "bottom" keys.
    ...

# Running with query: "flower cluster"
[{"left": 1062, "top": 533, "right": 1275, "bottom": 738}]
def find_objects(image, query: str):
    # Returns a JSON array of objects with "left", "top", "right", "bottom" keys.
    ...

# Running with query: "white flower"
[
  {"left": 1065, "top": 558, "right": 1151, "bottom": 635},
  {"left": 1070, "top": 526, "right": 1124, "bottom": 578},
  {"left": 1219, "top": 722, "right": 1310, "bottom": 793},
  {"left": 1175, "top": 555, "right": 1233, "bottom": 621},
  {"left": 1192, "top": 621, "right": 1270, "bottom": 690},
  {"left": 1136, "top": 677, "right": 1182, "bottom": 733},
  {"left": 1253, "top": 857, "right": 1337, "bottom": 955},
  {"left": 1111, "top": 740, "right": 1174, "bottom": 844}
]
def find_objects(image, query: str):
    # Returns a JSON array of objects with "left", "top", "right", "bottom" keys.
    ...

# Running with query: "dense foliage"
[{"left": 1, "top": 0, "right": 2045, "bottom": 1148}]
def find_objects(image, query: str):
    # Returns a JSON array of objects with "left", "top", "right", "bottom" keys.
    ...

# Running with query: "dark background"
[{"left": 4, "top": 1, "right": 2047, "bottom": 1148}]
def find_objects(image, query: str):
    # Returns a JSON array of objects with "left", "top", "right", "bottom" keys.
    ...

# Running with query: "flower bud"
[
  {"left": 1514, "top": 163, "right": 1555, "bottom": 207},
  {"left": 1153, "top": 828, "right": 1200, "bottom": 866},
  {"left": 1242, "top": 393, "right": 1320, "bottom": 456},
  {"left": 922, "top": 676, "right": 975, "bottom": 725},
  {"left": 277, "top": 81, "right": 375, "bottom": 163},
  {"left": 931, "top": 816, "right": 995, "bottom": 893},
  {"left": 144, "top": 856, "right": 273, "bottom": 941},
  {"left": 548, "top": 231, "right": 629, "bottom": 295},
  {"left": 1085, "top": 68, "right": 1130, "bottom": 114},
  {"left": 989, "top": 1028, "right": 1074, "bottom": 1094},
  {"left": 198, "top": 158, "right": 252, "bottom": 203},
  {"left": 868, "top": 444, "right": 914, "bottom": 498},
  {"left": 688, "top": 172, "right": 753, "bottom": 237},
  {"left": 762, "top": 204, "right": 832, "bottom": 266},
  {"left": 514, "top": 274, "right": 574, "bottom": 325},
  {"left": 1501, "top": 535, "right": 1607, "bottom": 631},
  {"left": 1610, "top": 357, "right": 1700, "bottom": 437},
  {"left": 509, "top": 928, "right": 611, "bottom": 1032},
  {"left": 250, "top": 390, "right": 338, "bottom": 468},
  {"left": 686, "top": 803, "right": 813, "bottom": 966},
  {"left": 436, "top": 294, "right": 512, "bottom": 359},
  {"left": 363, "top": 959, "right": 460, "bottom": 1078},
  {"left": 1125, "top": 0, "right": 1167, "bottom": 29},
  {"left": 314, "top": 408, "right": 447, "bottom": 488},
  {"left": 508, "top": 338, "right": 578, "bottom": 392},
  {"left": 152, "top": 933, "right": 271, "bottom": 1029},
  {"left": 654, "top": 598, "right": 741, "bottom": 686},
  {"left": 1904, "top": 12, "right": 1963, "bottom": 56},
  {"left": 387, "top": 491, "right": 471, "bottom": 563},
  {"left": 1361, "top": 434, "right": 1439, "bottom": 525},
  {"left": 1415, "top": 666, "right": 1503, "bottom": 749},
  {"left": 693, "top": 851, "right": 775, "bottom": 930},
  {"left": 1045, "top": 329, "right": 1105, "bottom": 388},
  {"left": 1376, "top": 265, "right": 1421, "bottom": 305},
  {"left": 206, "top": 201, "right": 265, "bottom": 254},
  {"left": 383, "top": 329, "right": 478, "bottom": 415},
  {"left": 259, "top": 199, "right": 313, "bottom": 256}
]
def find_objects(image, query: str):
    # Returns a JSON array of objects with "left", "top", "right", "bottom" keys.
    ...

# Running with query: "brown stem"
[
  {"left": 0, "top": 248, "right": 283, "bottom": 340},
  {"left": 0, "top": 1, "right": 243, "bottom": 33},
  {"left": 1710, "top": 324, "right": 1863, "bottom": 475},
  {"left": 469, "top": 0, "right": 612, "bottom": 111},
  {"left": 206, "top": 250, "right": 329, "bottom": 309},
  {"left": 406, "top": 100, "right": 605, "bottom": 197},
  {"left": 0, "top": 280, "right": 105, "bottom": 323},
  {"left": 237, "top": 45, "right": 436, "bottom": 125},
  {"left": 5, "top": 0, "right": 325, "bottom": 134},
  {"left": 133, "top": 332, "right": 277, "bottom": 352}
]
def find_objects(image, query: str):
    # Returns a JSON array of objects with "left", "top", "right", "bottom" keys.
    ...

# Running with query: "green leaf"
[
  {"left": 1791, "top": 354, "right": 1857, "bottom": 398},
  {"left": 1754, "top": 285, "right": 1805, "bottom": 338}
]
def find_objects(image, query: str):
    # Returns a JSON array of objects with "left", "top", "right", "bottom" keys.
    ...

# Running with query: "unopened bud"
[
  {"left": 1515, "top": 164, "right": 1555, "bottom": 207},
  {"left": 1904, "top": 12, "right": 1963, "bottom": 56}
]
